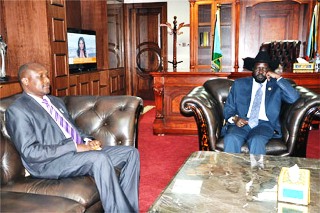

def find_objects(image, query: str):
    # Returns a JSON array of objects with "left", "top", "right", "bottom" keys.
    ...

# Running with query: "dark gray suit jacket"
[{"left": 5, "top": 92, "right": 88, "bottom": 177}]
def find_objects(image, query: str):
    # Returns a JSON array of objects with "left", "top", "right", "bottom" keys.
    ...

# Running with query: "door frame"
[{"left": 124, "top": 2, "right": 168, "bottom": 96}]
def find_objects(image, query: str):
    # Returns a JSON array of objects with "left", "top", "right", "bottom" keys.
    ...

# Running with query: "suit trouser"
[
  {"left": 38, "top": 146, "right": 140, "bottom": 213},
  {"left": 223, "top": 120, "right": 274, "bottom": 155}
]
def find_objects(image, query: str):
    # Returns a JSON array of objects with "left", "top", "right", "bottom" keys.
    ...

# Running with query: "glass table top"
[{"left": 148, "top": 151, "right": 320, "bottom": 213}]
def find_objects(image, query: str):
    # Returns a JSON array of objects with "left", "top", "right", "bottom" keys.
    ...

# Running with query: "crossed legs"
[{"left": 42, "top": 146, "right": 140, "bottom": 213}]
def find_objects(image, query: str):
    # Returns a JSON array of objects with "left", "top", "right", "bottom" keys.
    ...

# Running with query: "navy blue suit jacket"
[{"left": 223, "top": 77, "right": 300, "bottom": 137}]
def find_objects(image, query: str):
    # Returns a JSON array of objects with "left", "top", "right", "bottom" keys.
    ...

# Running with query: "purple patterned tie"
[{"left": 42, "top": 98, "right": 82, "bottom": 144}]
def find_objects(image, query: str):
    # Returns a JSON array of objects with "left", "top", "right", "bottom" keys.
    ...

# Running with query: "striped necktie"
[
  {"left": 248, "top": 84, "right": 263, "bottom": 128},
  {"left": 42, "top": 98, "right": 82, "bottom": 144}
]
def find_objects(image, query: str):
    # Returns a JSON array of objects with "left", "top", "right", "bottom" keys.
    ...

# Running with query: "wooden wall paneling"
[
  {"left": 47, "top": 0, "right": 69, "bottom": 96},
  {"left": 90, "top": 72, "right": 100, "bottom": 95},
  {"left": 119, "top": 71, "right": 125, "bottom": 92},
  {"left": 240, "top": 1, "right": 301, "bottom": 60},
  {"left": 0, "top": 80, "right": 22, "bottom": 98},
  {"left": 110, "top": 75, "right": 118, "bottom": 95},
  {"left": 53, "top": 53, "right": 68, "bottom": 77},
  {"left": 80, "top": 0, "right": 109, "bottom": 70},
  {"left": 108, "top": 68, "right": 125, "bottom": 95},
  {"left": 54, "top": 76, "right": 69, "bottom": 96},
  {"left": 65, "top": 0, "right": 82, "bottom": 29},
  {"left": 239, "top": 0, "right": 310, "bottom": 61},
  {"left": 69, "top": 74, "right": 78, "bottom": 96},
  {"left": 99, "top": 70, "right": 108, "bottom": 96},
  {"left": 3, "top": 0, "right": 51, "bottom": 77},
  {"left": 107, "top": 2, "right": 124, "bottom": 69},
  {"left": 76, "top": 72, "right": 101, "bottom": 95},
  {"left": 78, "top": 73, "right": 90, "bottom": 95}
]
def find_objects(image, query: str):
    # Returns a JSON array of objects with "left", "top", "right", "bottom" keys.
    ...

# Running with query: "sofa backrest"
[
  {"left": 203, "top": 78, "right": 234, "bottom": 111},
  {"left": 61, "top": 95, "right": 143, "bottom": 147},
  {"left": 0, "top": 94, "right": 25, "bottom": 185},
  {"left": 1, "top": 94, "right": 143, "bottom": 186}
]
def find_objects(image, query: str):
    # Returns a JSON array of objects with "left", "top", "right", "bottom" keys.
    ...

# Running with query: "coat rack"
[{"left": 160, "top": 16, "right": 189, "bottom": 71}]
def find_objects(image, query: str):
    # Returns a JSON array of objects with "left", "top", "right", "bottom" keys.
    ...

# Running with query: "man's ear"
[{"left": 21, "top": 77, "right": 28, "bottom": 86}]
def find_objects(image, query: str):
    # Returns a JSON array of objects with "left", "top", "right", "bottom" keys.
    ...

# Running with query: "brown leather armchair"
[
  {"left": 180, "top": 78, "right": 320, "bottom": 157},
  {"left": 0, "top": 95, "right": 143, "bottom": 213}
]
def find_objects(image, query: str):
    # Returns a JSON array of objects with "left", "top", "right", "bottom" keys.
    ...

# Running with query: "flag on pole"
[
  {"left": 306, "top": 3, "right": 318, "bottom": 61},
  {"left": 211, "top": 6, "right": 222, "bottom": 72}
]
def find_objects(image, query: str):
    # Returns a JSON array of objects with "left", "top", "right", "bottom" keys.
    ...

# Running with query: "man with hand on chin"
[{"left": 222, "top": 51, "right": 300, "bottom": 155}]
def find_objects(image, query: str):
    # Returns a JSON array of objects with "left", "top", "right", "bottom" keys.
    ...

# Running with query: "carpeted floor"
[
  {"left": 306, "top": 129, "right": 320, "bottom": 159},
  {"left": 138, "top": 106, "right": 198, "bottom": 212},
  {"left": 138, "top": 101, "right": 320, "bottom": 212}
]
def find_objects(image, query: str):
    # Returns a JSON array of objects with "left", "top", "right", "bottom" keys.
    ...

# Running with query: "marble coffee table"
[{"left": 148, "top": 151, "right": 320, "bottom": 212}]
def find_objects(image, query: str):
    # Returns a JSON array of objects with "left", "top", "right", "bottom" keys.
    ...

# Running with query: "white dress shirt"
[{"left": 27, "top": 94, "right": 72, "bottom": 139}]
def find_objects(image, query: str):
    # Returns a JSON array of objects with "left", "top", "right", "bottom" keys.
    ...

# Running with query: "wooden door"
[{"left": 124, "top": 3, "right": 167, "bottom": 100}]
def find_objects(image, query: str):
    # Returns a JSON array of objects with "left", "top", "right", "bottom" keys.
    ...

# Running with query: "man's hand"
[
  {"left": 87, "top": 140, "right": 102, "bottom": 150},
  {"left": 233, "top": 115, "right": 248, "bottom": 128},
  {"left": 76, "top": 140, "right": 102, "bottom": 152},
  {"left": 266, "top": 71, "right": 281, "bottom": 81}
]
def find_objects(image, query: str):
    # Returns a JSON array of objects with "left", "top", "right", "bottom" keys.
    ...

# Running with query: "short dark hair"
[{"left": 18, "top": 62, "right": 45, "bottom": 82}]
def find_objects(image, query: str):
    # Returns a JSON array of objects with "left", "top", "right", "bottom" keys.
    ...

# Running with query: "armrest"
[
  {"left": 180, "top": 86, "right": 224, "bottom": 151},
  {"left": 63, "top": 96, "right": 144, "bottom": 148},
  {"left": 282, "top": 86, "right": 320, "bottom": 157}
]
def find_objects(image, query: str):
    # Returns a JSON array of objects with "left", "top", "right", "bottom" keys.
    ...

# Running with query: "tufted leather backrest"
[
  {"left": 0, "top": 94, "right": 143, "bottom": 186},
  {"left": 203, "top": 78, "right": 234, "bottom": 124},
  {"left": 260, "top": 40, "right": 301, "bottom": 72},
  {"left": 61, "top": 96, "right": 143, "bottom": 147}
]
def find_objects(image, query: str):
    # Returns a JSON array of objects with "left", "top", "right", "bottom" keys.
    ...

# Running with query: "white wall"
[
  {"left": 166, "top": 0, "right": 190, "bottom": 71},
  {"left": 124, "top": 0, "right": 190, "bottom": 71}
]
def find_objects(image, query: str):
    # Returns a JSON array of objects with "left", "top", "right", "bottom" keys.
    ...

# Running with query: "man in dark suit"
[
  {"left": 223, "top": 51, "right": 300, "bottom": 155},
  {"left": 5, "top": 62, "right": 140, "bottom": 212}
]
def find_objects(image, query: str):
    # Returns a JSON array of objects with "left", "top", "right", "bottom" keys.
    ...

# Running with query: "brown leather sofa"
[
  {"left": 180, "top": 78, "right": 320, "bottom": 157},
  {"left": 0, "top": 94, "right": 143, "bottom": 213}
]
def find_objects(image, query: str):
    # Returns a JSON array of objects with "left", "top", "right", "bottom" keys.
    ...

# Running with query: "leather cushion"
[
  {"left": 1, "top": 176, "right": 99, "bottom": 208},
  {"left": 1, "top": 191, "right": 85, "bottom": 213},
  {"left": 0, "top": 133, "right": 25, "bottom": 185}
]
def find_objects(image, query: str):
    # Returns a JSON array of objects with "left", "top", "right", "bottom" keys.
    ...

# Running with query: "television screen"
[{"left": 67, "top": 28, "right": 97, "bottom": 73}]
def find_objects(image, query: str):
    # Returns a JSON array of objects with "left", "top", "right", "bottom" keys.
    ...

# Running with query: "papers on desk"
[{"left": 172, "top": 179, "right": 203, "bottom": 194}]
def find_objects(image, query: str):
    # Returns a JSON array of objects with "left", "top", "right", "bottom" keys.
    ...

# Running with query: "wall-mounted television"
[{"left": 67, "top": 28, "right": 97, "bottom": 73}]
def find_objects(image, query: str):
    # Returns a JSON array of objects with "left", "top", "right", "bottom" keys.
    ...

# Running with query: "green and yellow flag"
[{"left": 211, "top": 6, "right": 222, "bottom": 72}]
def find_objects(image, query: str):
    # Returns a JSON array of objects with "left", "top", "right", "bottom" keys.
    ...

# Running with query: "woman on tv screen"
[{"left": 77, "top": 37, "right": 87, "bottom": 58}]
